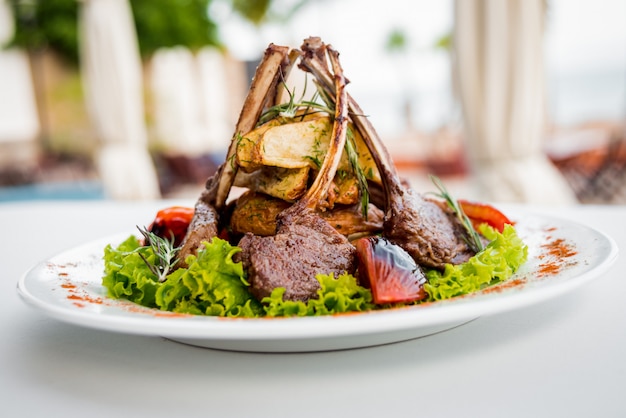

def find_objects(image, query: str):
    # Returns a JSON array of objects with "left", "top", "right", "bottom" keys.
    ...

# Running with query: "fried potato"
[
  {"left": 229, "top": 191, "right": 384, "bottom": 238},
  {"left": 233, "top": 165, "right": 310, "bottom": 202},
  {"left": 234, "top": 114, "right": 381, "bottom": 203},
  {"left": 258, "top": 116, "right": 332, "bottom": 169},
  {"left": 235, "top": 119, "right": 281, "bottom": 172}
]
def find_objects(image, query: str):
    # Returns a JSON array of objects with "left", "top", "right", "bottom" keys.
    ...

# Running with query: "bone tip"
[{"left": 300, "top": 36, "right": 326, "bottom": 57}]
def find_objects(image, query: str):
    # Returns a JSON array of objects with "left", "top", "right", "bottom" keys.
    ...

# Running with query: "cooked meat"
[
  {"left": 238, "top": 206, "right": 357, "bottom": 301},
  {"left": 230, "top": 191, "right": 383, "bottom": 238},
  {"left": 214, "top": 44, "right": 298, "bottom": 211},
  {"left": 182, "top": 36, "right": 474, "bottom": 306},
  {"left": 177, "top": 188, "right": 219, "bottom": 267},
  {"left": 320, "top": 203, "right": 383, "bottom": 238},
  {"left": 382, "top": 184, "right": 473, "bottom": 268},
  {"left": 238, "top": 43, "right": 356, "bottom": 301},
  {"left": 299, "top": 37, "right": 475, "bottom": 269}
]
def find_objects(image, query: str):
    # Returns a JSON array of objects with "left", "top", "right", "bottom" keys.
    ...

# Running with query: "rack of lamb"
[{"left": 173, "top": 37, "right": 481, "bottom": 303}]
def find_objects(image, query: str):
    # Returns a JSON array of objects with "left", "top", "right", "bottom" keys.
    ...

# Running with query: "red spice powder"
[
  {"left": 56, "top": 269, "right": 191, "bottom": 317},
  {"left": 482, "top": 278, "right": 526, "bottom": 294},
  {"left": 67, "top": 293, "right": 104, "bottom": 305},
  {"left": 537, "top": 234, "right": 578, "bottom": 277},
  {"left": 541, "top": 238, "right": 578, "bottom": 258},
  {"left": 152, "top": 311, "right": 193, "bottom": 318},
  {"left": 52, "top": 263, "right": 105, "bottom": 308}
]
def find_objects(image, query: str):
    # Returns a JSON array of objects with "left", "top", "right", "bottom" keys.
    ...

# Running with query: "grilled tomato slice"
[
  {"left": 147, "top": 206, "right": 194, "bottom": 247},
  {"left": 355, "top": 236, "right": 427, "bottom": 304}
]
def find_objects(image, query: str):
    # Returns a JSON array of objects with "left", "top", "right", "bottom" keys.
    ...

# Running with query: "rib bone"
[
  {"left": 178, "top": 45, "right": 296, "bottom": 264},
  {"left": 299, "top": 37, "right": 474, "bottom": 269},
  {"left": 237, "top": 44, "right": 357, "bottom": 302},
  {"left": 215, "top": 44, "right": 297, "bottom": 210}
]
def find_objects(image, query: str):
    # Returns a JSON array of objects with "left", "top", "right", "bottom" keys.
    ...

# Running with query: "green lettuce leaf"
[
  {"left": 103, "top": 236, "right": 160, "bottom": 307},
  {"left": 103, "top": 223, "right": 528, "bottom": 317},
  {"left": 102, "top": 237, "right": 263, "bottom": 317},
  {"left": 262, "top": 272, "right": 375, "bottom": 317},
  {"left": 423, "top": 224, "right": 528, "bottom": 301}
]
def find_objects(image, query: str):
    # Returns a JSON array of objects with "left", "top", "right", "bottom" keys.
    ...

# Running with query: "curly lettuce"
[
  {"left": 423, "top": 224, "right": 528, "bottom": 301},
  {"left": 102, "top": 235, "right": 161, "bottom": 307},
  {"left": 102, "top": 224, "right": 527, "bottom": 317},
  {"left": 103, "top": 237, "right": 264, "bottom": 317},
  {"left": 263, "top": 273, "right": 375, "bottom": 317}
]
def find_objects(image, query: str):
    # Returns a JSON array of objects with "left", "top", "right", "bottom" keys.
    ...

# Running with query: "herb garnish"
[
  {"left": 258, "top": 78, "right": 332, "bottom": 124},
  {"left": 136, "top": 226, "right": 181, "bottom": 282},
  {"left": 345, "top": 127, "right": 370, "bottom": 218},
  {"left": 430, "top": 175, "right": 484, "bottom": 253}
]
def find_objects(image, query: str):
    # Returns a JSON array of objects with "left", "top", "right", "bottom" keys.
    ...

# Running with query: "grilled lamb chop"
[
  {"left": 177, "top": 185, "right": 220, "bottom": 265},
  {"left": 237, "top": 44, "right": 357, "bottom": 302},
  {"left": 299, "top": 37, "right": 474, "bottom": 269},
  {"left": 214, "top": 45, "right": 300, "bottom": 211},
  {"left": 178, "top": 44, "right": 296, "bottom": 264}
]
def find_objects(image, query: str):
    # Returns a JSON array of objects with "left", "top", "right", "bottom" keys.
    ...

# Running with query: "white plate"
[{"left": 17, "top": 210, "right": 618, "bottom": 352}]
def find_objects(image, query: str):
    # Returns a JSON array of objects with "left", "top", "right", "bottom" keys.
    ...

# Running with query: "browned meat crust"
[
  {"left": 176, "top": 188, "right": 219, "bottom": 267},
  {"left": 383, "top": 185, "right": 473, "bottom": 269},
  {"left": 238, "top": 207, "right": 357, "bottom": 301}
]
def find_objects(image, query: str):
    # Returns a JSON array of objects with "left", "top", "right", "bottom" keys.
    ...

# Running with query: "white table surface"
[{"left": 1, "top": 199, "right": 624, "bottom": 418}]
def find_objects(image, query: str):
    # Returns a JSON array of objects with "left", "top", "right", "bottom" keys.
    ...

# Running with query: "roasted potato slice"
[
  {"left": 256, "top": 116, "right": 380, "bottom": 182},
  {"left": 257, "top": 116, "right": 332, "bottom": 169},
  {"left": 229, "top": 191, "right": 384, "bottom": 238},
  {"left": 235, "top": 114, "right": 380, "bottom": 203},
  {"left": 230, "top": 191, "right": 290, "bottom": 236},
  {"left": 236, "top": 119, "right": 281, "bottom": 172},
  {"left": 233, "top": 165, "right": 310, "bottom": 202},
  {"left": 330, "top": 175, "right": 359, "bottom": 206},
  {"left": 350, "top": 126, "right": 380, "bottom": 185}
]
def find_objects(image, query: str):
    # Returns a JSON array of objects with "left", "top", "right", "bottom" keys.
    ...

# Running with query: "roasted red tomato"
[
  {"left": 147, "top": 206, "right": 194, "bottom": 247},
  {"left": 458, "top": 200, "right": 512, "bottom": 233},
  {"left": 355, "top": 236, "right": 427, "bottom": 304}
]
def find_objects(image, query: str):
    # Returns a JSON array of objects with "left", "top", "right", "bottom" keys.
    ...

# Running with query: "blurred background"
[{"left": 1, "top": 0, "right": 625, "bottom": 204}]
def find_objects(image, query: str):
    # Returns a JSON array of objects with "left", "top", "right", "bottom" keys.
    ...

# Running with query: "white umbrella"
[
  {"left": 453, "top": 0, "right": 577, "bottom": 204},
  {"left": 78, "top": 0, "right": 160, "bottom": 200}
]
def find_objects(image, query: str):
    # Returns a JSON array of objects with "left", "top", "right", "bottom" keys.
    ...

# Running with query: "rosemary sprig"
[
  {"left": 429, "top": 175, "right": 484, "bottom": 253},
  {"left": 345, "top": 127, "right": 370, "bottom": 219},
  {"left": 136, "top": 226, "right": 181, "bottom": 283},
  {"left": 257, "top": 78, "right": 332, "bottom": 125}
]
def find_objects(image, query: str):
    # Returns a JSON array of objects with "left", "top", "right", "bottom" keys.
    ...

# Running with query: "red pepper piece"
[{"left": 458, "top": 200, "right": 513, "bottom": 233}]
